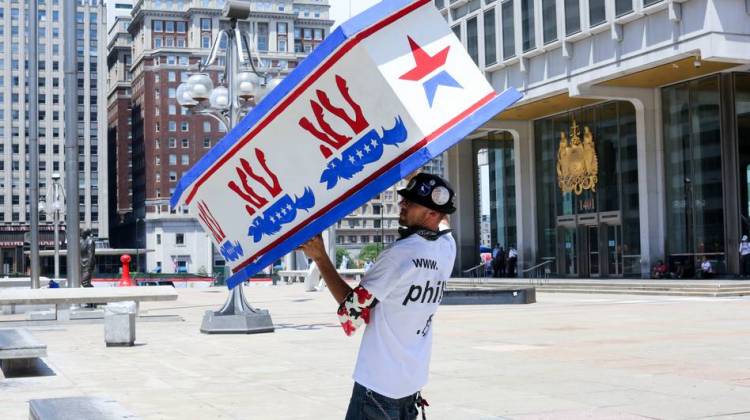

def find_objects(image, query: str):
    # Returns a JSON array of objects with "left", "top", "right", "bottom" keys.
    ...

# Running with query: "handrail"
[
  {"left": 462, "top": 262, "right": 491, "bottom": 283},
  {"left": 522, "top": 259, "right": 554, "bottom": 274},
  {"left": 462, "top": 263, "right": 485, "bottom": 274},
  {"left": 522, "top": 259, "right": 554, "bottom": 283}
]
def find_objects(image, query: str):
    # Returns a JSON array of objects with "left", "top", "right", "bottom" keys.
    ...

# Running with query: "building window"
[
  {"left": 466, "top": 17, "right": 478, "bottom": 65},
  {"left": 615, "top": 0, "right": 633, "bottom": 16},
  {"left": 589, "top": 0, "right": 606, "bottom": 26},
  {"left": 663, "top": 75, "right": 724, "bottom": 273},
  {"left": 521, "top": 0, "right": 535, "bottom": 52},
  {"left": 169, "top": 137, "right": 177, "bottom": 148},
  {"left": 168, "top": 121, "right": 176, "bottom": 132},
  {"left": 165, "top": 21, "right": 175, "bottom": 33},
  {"left": 181, "top": 138, "right": 189, "bottom": 148},
  {"left": 153, "top": 20, "right": 163, "bottom": 32},
  {"left": 483, "top": 9, "right": 496, "bottom": 65},
  {"left": 203, "top": 121, "right": 211, "bottom": 133},
  {"left": 201, "top": 18, "right": 211, "bottom": 31},
  {"left": 181, "top": 121, "right": 189, "bottom": 131},
  {"left": 154, "top": 37, "right": 162, "bottom": 48},
  {"left": 169, "top": 171, "right": 177, "bottom": 181},
  {"left": 501, "top": 0, "right": 515, "bottom": 59},
  {"left": 169, "top": 154, "right": 177, "bottom": 165},
  {"left": 257, "top": 22, "right": 269, "bottom": 51},
  {"left": 176, "top": 21, "right": 186, "bottom": 33},
  {"left": 542, "top": 0, "right": 557, "bottom": 43},
  {"left": 201, "top": 35, "right": 210, "bottom": 49},
  {"left": 175, "top": 233, "right": 184, "bottom": 245},
  {"left": 156, "top": 234, "right": 161, "bottom": 244},
  {"left": 565, "top": 0, "right": 581, "bottom": 35},
  {"left": 451, "top": 25, "right": 461, "bottom": 42}
]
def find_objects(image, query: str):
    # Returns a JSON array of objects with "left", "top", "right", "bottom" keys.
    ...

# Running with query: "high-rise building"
[
  {"left": 335, "top": 180, "right": 406, "bottom": 260},
  {"left": 107, "top": 0, "right": 333, "bottom": 274},
  {"left": 0, "top": 0, "right": 107, "bottom": 274}
]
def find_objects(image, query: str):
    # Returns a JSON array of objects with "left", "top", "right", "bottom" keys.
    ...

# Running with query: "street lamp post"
[
  {"left": 135, "top": 218, "right": 143, "bottom": 283},
  {"left": 51, "top": 173, "right": 63, "bottom": 280},
  {"left": 176, "top": 2, "right": 282, "bottom": 334}
]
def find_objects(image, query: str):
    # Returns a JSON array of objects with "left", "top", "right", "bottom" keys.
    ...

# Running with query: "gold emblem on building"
[{"left": 556, "top": 120, "right": 598, "bottom": 195}]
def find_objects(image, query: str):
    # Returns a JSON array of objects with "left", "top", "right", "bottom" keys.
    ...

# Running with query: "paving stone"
[{"left": 0, "top": 286, "right": 747, "bottom": 419}]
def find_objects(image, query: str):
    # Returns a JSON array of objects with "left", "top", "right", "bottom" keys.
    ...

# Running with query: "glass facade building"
[
  {"left": 440, "top": 0, "right": 750, "bottom": 279},
  {"left": 534, "top": 102, "right": 640, "bottom": 277}
]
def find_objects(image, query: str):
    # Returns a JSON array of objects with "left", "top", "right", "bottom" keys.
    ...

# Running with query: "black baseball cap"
[{"left": 397, "top": 173, "right": 456, "bottom": 214}]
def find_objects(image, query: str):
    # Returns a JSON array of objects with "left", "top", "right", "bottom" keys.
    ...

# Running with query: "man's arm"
[{"left": 299, "top": 235, "right": 352, "bottom": 304}]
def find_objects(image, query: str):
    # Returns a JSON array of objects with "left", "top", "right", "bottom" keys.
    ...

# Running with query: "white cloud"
[{"left": 329, "top": 0, "right": 382, "bottom": 29}]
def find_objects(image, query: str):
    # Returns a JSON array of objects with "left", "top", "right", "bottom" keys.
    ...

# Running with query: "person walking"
[
  {"left": 492, "top": 246, "right": 506, "bottom": 277},
  {"left": 507, "top": 246, "right": 518, "bottom": 277},
  {"left": 300, "top": 173, "right": 456, "bottom": 420},
  {"left": 740, "top": 235, "right": 750, "bottom": 278}
]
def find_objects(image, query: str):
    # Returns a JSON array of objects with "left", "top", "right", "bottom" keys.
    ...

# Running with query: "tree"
[
  {"left": 358, "top": 243, "right": 384, "bottom": 263},
  {"left": 336, "top": 248, "right": 351, "bottom": 268}
]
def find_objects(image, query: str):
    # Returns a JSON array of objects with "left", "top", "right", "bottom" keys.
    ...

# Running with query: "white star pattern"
[
  {"left": 280, "top": 208, "right": 287, "bottom": 215},
  {"left": 270, "top": 216, "right": 276, "bottom": 223},
  {"left": 286, "top": 204, "right": 293, "bottom": 211},
  {"left": 370, "top": 139, "right": 378, "bottom": 147},
  {"left": 349, "top": 156, "right": 356, "bottom": 164},
  {"left": 364, "top": 145, "right": 371, "bottom": 153},
  {"left": 275, "top": 212, "right": 282, "bottom": 220},
  {"left": 330, "top": 161, "right": 336, "bottom": 168},
  {"left": 356, "top": 150, "right": 364, "bottom": 158}
]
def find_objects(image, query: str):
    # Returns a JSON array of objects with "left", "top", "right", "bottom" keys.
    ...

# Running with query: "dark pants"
[
  {"left": 345, "top": 383, "right": 419, "bottom": 420},
  {"left": 742, "top": 254, "right": 750, "bottom": 277},
  {"left": 507, "top": 257, "right": 517, "bottom": 277}
]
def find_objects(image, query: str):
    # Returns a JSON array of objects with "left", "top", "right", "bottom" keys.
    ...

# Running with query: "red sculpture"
[{"left": 118, "top": 254, "right": 134, "bottom": 287}]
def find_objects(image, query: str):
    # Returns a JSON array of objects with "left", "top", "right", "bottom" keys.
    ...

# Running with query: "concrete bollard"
[{"left": 104, "top": 301, "right": 136, "bottom": 347}]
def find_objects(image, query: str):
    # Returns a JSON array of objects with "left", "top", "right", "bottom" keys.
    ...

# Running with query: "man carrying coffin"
[{"left": 300, "top": 173, "right": 457, "bottom": 420}]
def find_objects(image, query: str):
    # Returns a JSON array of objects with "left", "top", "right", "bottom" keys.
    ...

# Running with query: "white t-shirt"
[{"left": 352, "top": 231, "right": 456, "bottom": 398}]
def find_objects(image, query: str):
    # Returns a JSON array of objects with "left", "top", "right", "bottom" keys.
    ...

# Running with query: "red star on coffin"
[{"left": 399, "top": 36, "right": 450, "bottom": 81}]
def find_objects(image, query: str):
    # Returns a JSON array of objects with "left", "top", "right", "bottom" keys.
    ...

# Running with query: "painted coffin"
[{"left": 170, "top": 0, "right": 522, "bottom": 288}]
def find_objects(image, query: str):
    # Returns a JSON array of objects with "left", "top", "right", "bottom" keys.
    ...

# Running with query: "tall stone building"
[
  {"left": 0, "top": 0, "right": 107, "bottom": 274},
  {"left": 107, "top": 0, "right": 333, "bottom": 274}
]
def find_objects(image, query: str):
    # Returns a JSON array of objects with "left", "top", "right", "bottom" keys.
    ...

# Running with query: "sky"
[{"left": 329, "top": 0, "right": 382, "bottom": 28}]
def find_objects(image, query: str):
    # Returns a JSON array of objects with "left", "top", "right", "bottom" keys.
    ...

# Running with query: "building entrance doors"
[{"left": 557, "top": 212, "right": 622, "bottom": 277}]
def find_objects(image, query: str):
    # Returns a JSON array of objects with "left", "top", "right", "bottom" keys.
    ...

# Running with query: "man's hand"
[{"left": 298, "top": 234, "right": 327, "bottom": 262}]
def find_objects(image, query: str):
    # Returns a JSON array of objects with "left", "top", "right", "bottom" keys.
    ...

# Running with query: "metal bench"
[
  {"left": 29, "top": 397, "right": 140, "bottom": 420},
  {"left": 0, "top": 286, "right": 178, "bottom": 321},
  {"left": 0, "top": 328, "right": 47, "bottom": 376},
  {"left": 338, "top": 269, "right": 365, "bottom": 281},
  {"left": 277, "top": 270, "right": 307, "bottom": 284}
]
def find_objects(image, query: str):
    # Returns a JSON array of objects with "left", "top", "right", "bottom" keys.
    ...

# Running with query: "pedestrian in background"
[
  {"left": 507, "top": 246, "right": 518, "bottom": 277},
  {"left": 740, "top": 235, "right": 750, "bottom": 278},
  {"left": 492, "top": 246, "right": 505, "bottom": 277}
]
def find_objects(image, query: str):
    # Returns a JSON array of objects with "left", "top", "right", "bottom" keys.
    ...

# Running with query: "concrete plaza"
[{"left": 1, "top": 284, "right": 749, "bottom": 419}]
